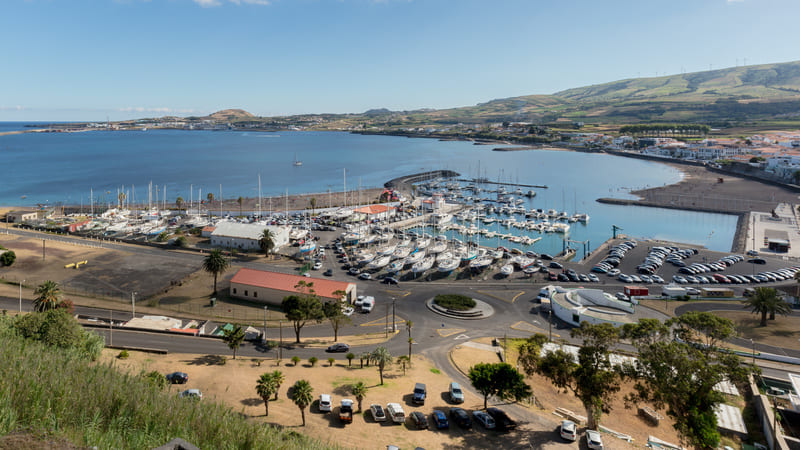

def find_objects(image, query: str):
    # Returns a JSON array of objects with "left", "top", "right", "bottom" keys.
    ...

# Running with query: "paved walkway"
[{"left": 745, "top": 203, "right": 800, "bottom": 260}]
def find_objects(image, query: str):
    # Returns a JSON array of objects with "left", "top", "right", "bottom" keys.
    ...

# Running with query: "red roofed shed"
[{"left": 229, "top": 268, "right": 356, "bottom": 305}]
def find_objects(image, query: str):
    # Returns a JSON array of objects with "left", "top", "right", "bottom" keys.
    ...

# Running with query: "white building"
[{"left": 210, "top": 222, "right": 289, "bottom": 251}]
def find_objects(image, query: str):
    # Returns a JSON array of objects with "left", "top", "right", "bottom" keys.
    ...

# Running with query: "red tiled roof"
[
  {"left": 230, "top": 268, "right": 353, "bottom": 299},
  {"left": 202, "top": 226, "right": 216, "bottom": 232}
]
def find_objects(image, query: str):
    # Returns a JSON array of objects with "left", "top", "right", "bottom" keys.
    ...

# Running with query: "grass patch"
[
  {"left": 429, "top": 368, "right": 441, "bottom": 374},
  {"left": 0, "top": 321, "right": 331, "bottom": 449},
  {"left": 433, "top": 294, "right": 476, "bottom": 311}
]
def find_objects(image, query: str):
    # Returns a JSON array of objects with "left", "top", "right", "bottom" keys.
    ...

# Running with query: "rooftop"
[{"left": 230, "top": 268, "right": 354, "bottom": 300}]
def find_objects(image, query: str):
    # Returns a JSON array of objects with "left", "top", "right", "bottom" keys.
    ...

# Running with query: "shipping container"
[{"left": 624, "top": 286, "right": 649, "bottom": 297}]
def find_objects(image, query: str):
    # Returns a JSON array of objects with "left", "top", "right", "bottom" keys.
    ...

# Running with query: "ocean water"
[{"left": 0, "top": 127, "right": 738, "bottom": 252}]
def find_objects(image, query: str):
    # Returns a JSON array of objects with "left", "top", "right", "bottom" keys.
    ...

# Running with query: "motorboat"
[
  {"left": 500, "top": 264, "right": 514, "bottom": 276},
  {"left": 299, "top": 241, "right": 316, "bottom": 253}
]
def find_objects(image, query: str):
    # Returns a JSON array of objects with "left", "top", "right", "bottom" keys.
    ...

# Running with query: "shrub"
[
  {"left": 174, "top": 236, "right": 188, "bottom": 248},
  {"left": 118, "top": 350, "right": 130, "bottom": 359},
  {"left": 328, "top": 357, "right": 335, "bottom": 367},
  {"left": 156, "top": 232, "right": 169, "bottom": 242},
  {"left": 142, "top": 370, "right": 167, "bottom": 389},
  {"left": 0, "top": 250, "right": 16, "bottom": 267},
  {"left": 308, "top": 356, "right": 318, "bottom": 367},
  {"left": 291, "top": 356, "right": 301, "bottom": 366},
  {"left": 433, "top": 294, "right": 476, "bottom": 311}
]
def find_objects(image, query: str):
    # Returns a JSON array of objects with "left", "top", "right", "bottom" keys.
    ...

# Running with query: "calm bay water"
[{"left": 0, "top": 127, "right": 738, "bottom": 253}]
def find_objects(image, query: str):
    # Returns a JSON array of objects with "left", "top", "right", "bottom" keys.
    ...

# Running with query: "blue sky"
[{"left": 1, "top": 0, "right": 798, "bottom": 121}]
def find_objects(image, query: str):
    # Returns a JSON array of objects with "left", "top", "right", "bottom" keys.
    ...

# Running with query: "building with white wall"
[{"left": 210, "top": 222, "right": 289, "bottom": 251}]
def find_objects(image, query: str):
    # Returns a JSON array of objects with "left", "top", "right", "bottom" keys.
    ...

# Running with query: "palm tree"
[
  {"left": 351, "top": 381, "right": 367, "bottom": 412},
  {"left": 33, "top": 280, "right": 61, "bottom": 312},
  {"left": 207, "top": 192, "right": 214, "bottom": 205},
  {"left": 175, "top": 196, "right": 184, "bottom": 210},
  {"left": 270, "top": 370, "right": 285, "bottom": 400},
  {"left": 202, "top": 249, "right": 229, "bottom": 294},
  {"left": 237, "top": 196, "right": 244, "bottom": 217},
  {"left": 742, "top": 287, "right": 792, "bottom": 326},
  {"left": 291, "top": 379, "right": 314, "bottom": 426},
  {"left": 371, "top": 346, "right": 393, "bottom": 385},
  {"left": 256, "top": 373, "right": 278, "bottom": 416},
  {"left": 117, "top": 192, "right": 126, "bottom": 208},
  {"left": 222, "top": 324, "right": 245, "bottom": 359},
  {"left": 259, "top": 229, "right": 275, "bottom": 257},
  {"left": 309, "top": 197, "right": 317, "bottom": 216},
  {"left": 397, "top": 355, "right": 410, "bottom": 375},
  {"left": 406, "top": 320, "right": 414, "bottom": 361}
]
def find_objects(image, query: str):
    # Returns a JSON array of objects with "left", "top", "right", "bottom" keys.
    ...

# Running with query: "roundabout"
[{"left": 425, "top": 296, "right": 495, "bottom": 320}]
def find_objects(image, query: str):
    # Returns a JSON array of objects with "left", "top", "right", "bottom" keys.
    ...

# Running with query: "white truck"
[
  {"left": 361, "top": 296, "right": 375, "bottom": 313},
  {"left": 386, "top": 402, "right": 406, "bottom": 424},
  {"left": 662, "top": 285, "right": 687, "bottom": 298}
]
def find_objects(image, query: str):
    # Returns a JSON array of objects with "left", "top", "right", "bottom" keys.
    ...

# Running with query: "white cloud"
[
  {"left": 230, "top": 0, "right": 271, "bottom": 5},
  {"left": 193, "top": 0, "right": 222, "bottom": 6}
]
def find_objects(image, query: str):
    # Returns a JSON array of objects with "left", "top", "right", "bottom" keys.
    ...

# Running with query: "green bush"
[
  {"left": 156, "top": 232, "right": 169, "bottom": 242},
  {"left": 142, "top": 370, "right": 167, "bottom": 389},
  {"left": 309, "top": 356, "right": 318, "bottom": 367},
  {"left": 0, "top": 250, "right": 16, "bottom": 267},
  {"left": 291, "top": 356, "right": 301, "bottom": 366},
  {"left": 174, "top": 236, "right": 188, "bottom": 248},
  {"left": 118, "top": 350, "right": 130, "bottom": 359},
  {"left": 433, "top": 294, "right": 476, "bottom": 311}
]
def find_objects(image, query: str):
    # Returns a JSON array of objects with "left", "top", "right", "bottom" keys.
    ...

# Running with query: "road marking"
[
  {"left": 454, "top": 334, "right": 470, "bottom": 340},
  {"left": 437, "top": 328, "right": 465, "bottom": 337},
  {"left": 359, "top": 316, "right": 394, "bottom": 327},
  {"left": 381, "top": 289, "right": 411, "bottom": 297},
  {"left": 476, "top": 290, "right": 525, "bottom": 304}
]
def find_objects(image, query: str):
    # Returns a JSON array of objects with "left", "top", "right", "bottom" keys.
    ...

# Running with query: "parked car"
[
  {"left": 431, "top": 410, "right": 449, "bottom": 429},
  {"left": 449, "top": 382, "right": 464, "bottom": 404},
  {"left": 319, "top": 394, "right": 332, "bottom": 412},
  {"left": 370, "top": 403, "right": 387, "bottom": 422},
  {"left": 342, "top": 306, "right": 354, "bottom": 317},
  {"left": 348, "top": 267, "right": 360, "bottom": 275},
  {"left": 165, "top": 371, "right": 189, "bottom": 384},
  {"left": 410, "top": 411, "right": 429, "bottom": 429},
  {"left": 549, "top": 261, "right": 563, "bottom": 269},
  {"left": 323, "top": 269, "right": 333, "bottom": 277},
  {"left": 180, "top": 389, "right": 202, "bottom": 400},
  {"left": 326, "top": 343, "right": 350, "bottom": 353},
  {"left": 748, "top": 258, "right": 767, "bottom": 265},
  {"left": 382, "top": 276, "right": 399, "bottom": 285},
  {"left": 586, "top": 429, "right": 604, "bottom": 450},
  {"left": 413, "top": 383, "right": 427, "bottom": 405},
  {"left": 473, "top": 410, "right": 496, "bottom": 429},
  {"left": 450, "top": 407, "right": 472, "bottom": 429},
  {"left": 313, "top": 261, "right": 323, "bottom": 270},
  {"left": 358, "top": 272, "right": 372, "bottom": 280},
  {"left": 486, "top": 407, "right": 517, "bottom": 431},
  {"left": 387, "top": 403, "right": 405, "bottom": 424},
  {"left": 560, "top": 420, "right": 577, "bottom": 441}
]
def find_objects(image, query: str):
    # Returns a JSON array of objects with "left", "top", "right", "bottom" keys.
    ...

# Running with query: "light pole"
[
  {"left": 279, "top": 320, "right": 283, "bottom": 361},
  {"left": 263, "top": 306, "right": 268, "bottom": 344},
  {"left": 392, "top": 298, "right": 396, "bottom": 332},
  {"left": 19, "top": 279, "right": 24, "bottom": 312},
  {"left": 751, "top": 339, "right": 756, "bottom": 366},
  {"left": 131, "top": 292, "right": 137, "bottom": 318}
]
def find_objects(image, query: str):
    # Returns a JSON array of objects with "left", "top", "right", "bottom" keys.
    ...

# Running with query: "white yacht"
[
  {"left": 366, "top": 255, "right": 391, "bottom": 270},
  {"left": 437, "top": 256, "right": 461, "bottom": 273},
  {"left": 428, "top": 240, "right": 448, "bottom": 255},
  {"left": 500, "top": 264, "right": 514, "bottom": 276},
  {"left": 412, "top": 256, "right": 436, "bottom": 274}
]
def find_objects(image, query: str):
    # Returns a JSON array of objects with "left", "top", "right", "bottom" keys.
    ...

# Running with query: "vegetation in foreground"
[{"left": 0, "top": 313, "right": 331, "bottom": 450}]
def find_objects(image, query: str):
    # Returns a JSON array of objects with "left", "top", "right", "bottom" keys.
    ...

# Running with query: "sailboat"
[{"left": 293, "top": 153, "right": 302, "bottom": 166}]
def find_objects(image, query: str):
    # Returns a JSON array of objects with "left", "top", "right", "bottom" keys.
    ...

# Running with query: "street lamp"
[
  {"left": 131, "top": 292, "right": 137, "bottom": 318},
  {"left": 392, "top": 298, "right": 396, "bottom": 332},
  {"left": 751, "top": 339, "right": 756, "bottom": 366},
  {"left": 19, "top": 279, "right": 24, "bottom": 312}
]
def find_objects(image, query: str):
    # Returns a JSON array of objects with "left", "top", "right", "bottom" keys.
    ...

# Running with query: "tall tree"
[
  {"left": 206, "top": 192, "right": 214, "bottom": 205},
  {"left": 351, "top": 381, "right": 367, "bottom": 412},
  {"left": 237, "top": 196, "right": 244, "bottom": 217},
  {"left": 33, "top": 280, "right": 61, "bottom": 312},
  {"left": 175, "top": 196, "right": 184, "bottom": 210},
  {"left": 397, "top": 355, "right": 410, "bottom": 375},
  {"left": 281, "top": 294, "right": 324, "bottom": 343},
  {"left": 742, "top": 287, "right": 792, "bottom": 326},
  {"left": 621, "top": 314, "right": 755, "bottom": 449},
  {"left": 259, "top": 229, "right": 275, "bottom": 257},
  {"left": 202, "top": 248, "right": 229, "bottom": 295},
  {"left": 117, "top": 192, "right": 126, "bottom": 208},
  {"left": 468, "top": 362, "right": 531, "bottom": 410},
  {"left": 371, "top": 346, "right": 393, "bottom": 385},
  {"left": 518, "top": 324, "right": 621, "bottom": 430},
  {"left": 222, "top": 324, "right": 245, "bottom": 359},
  {"left": 270, "top": 370, "right": 285, "bottom": 400},
  {"left": 291, "top": 379, "right": 314, "bottom": 426},
  {"left": 256, "top": 372, "right": 278, "bottom": 416},
  {"left": 309, "top": 197, "right": 317, "bottom": 216},
  {"left": 323, "top": 293, "right": 352, "bottom": 342}
]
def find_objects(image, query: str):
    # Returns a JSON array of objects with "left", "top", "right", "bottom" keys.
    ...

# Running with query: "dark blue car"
[{"left": 432, "top": 410, "right": 449, "bottom": 429}]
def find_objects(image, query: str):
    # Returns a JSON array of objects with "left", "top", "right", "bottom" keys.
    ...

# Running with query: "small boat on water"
[{"left": 293, "top": 153, "right": 302, "bottom": 166}]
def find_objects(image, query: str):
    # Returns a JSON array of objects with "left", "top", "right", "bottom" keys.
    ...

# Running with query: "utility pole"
[
  {"left": 392, "top": 298, "right": 396, "bottom": 332},
  {"left": 42, "top": 239, "right": 45, "bottom": 260},
  {"left": 19, "top": 279, "right": 24, "bottom": 313},
  {"left": 385, "top": 304, "right": 389, "bottom": 337},
  {"left": 548, "top": 308, "right": 553, "bottom": 342}
]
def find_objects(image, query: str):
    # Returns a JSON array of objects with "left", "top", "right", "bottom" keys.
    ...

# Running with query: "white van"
[{"left": 361, "top": 296, "right": 375, "bottom": 313}]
